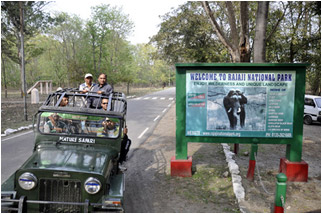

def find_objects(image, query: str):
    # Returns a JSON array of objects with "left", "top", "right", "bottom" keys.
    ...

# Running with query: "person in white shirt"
[{"left": 79, "top": 73, "right": 97, "bottom": 93}]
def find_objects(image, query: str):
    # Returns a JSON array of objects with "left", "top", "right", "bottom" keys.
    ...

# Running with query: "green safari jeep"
[{"left": 1, "top": 89, "right": 128, "bottom": 212}]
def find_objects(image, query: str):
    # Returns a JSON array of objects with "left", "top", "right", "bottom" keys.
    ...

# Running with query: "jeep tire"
[{"left": 304, "top": 115, "right": 313, "bottom": 125}]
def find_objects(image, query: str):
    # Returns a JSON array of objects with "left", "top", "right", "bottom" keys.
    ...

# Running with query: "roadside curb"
[
  {"left": 146, "top": 101, "right": 248, "bottom": 212},
  {"left": 221, "top": 143, "right": 248, "bottom": 213},
  {"left": 1, "top": 125, "right": 35, "bottom": 137},
  {"left": 145, "top": 102, "right": 248, "bottom": 212},
  {"left": 126, "top": 95, "right": 136, "bottom": 99}
]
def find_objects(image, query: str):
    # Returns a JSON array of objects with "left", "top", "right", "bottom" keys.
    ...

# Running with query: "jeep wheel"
[{"left": 304, "top": 115, "right": 313, "bottom": 125}]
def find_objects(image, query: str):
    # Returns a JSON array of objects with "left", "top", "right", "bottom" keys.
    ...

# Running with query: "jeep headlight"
[
  {"left": 18, "top": 172, "right": 37, "bottom": 190},
  {"left": 84, "top": 177, "right": 101, "bottom": 194}
]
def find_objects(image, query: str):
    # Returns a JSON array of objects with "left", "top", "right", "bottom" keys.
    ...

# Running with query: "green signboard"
[
  {"left": 175, "top": 63, "right": 308, "bottom": 162},
  {"left": 186, "top": 70, "right": 296, "bottom": 138}
]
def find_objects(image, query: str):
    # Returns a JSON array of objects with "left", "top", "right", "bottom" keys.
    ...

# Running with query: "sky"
[{"left": 45, "top": 0, "right": 187, "bottom": 45}]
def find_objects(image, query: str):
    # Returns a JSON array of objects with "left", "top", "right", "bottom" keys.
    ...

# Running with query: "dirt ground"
[
  {"left": 1, "top": 102, "right": 43, "bottom": 133},
  {"left": 235, "top": 123, "right": 321, "bottom": 213},
  {"left": 125, "top": 105, "right": 240, "bottom": 212},
  {"left": 124, "top": 104, "right": 321, "bottom": 213}
]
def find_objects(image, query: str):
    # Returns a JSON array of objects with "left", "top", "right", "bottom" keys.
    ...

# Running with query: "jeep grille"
[{"left": 39, "top": 179, "right": 82, "bottom": 212}]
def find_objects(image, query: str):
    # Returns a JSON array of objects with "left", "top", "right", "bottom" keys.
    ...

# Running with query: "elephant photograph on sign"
[
  {"left": 207, "top": 87, "right": 267, "bottom": 132},
  {"left": 223, "top": 89, "right": 247, "bottom": 129}
]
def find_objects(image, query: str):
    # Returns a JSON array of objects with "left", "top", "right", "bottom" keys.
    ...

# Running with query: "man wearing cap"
[
  {"left": 79, "top": 73, "right": 97, "bottom": 93},
  {"left": 97, "top": 117, "right": 119, "bottom": 137}
]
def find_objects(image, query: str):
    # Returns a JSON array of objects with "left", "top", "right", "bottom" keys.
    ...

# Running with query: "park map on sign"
[{"left": 186, "top": 70, "right": 296, "bottom": 138}]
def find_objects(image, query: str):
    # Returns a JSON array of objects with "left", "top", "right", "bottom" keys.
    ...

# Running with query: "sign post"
[{"left": 171, "top": 63, "right": 309, "bottom": 181}]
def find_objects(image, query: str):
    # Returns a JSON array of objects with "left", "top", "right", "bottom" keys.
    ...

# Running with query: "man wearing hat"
[
  {"left": 79, "top": 73, "right": 97, "bottom": 93},
  {"left": 97, "top": 117, "right": 119, "bottom": 137}
]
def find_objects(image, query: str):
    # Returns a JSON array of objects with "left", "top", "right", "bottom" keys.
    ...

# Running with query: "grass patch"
[{"left": 173, "top": 165, "right": 239, "bottom": 212}]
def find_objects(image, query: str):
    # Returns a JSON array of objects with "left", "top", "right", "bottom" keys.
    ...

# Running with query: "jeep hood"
[{"left": 20, "top": 145, "right": 116, "bottom": 174}]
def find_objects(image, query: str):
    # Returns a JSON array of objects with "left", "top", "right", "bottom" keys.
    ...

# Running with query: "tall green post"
[{"left": 175, "top": 65, "right": 188, "bottom": 160}]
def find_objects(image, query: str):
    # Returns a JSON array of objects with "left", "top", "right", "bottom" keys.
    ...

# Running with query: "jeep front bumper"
[{"left": 1, "top": 191, "right": 124, "bottom": 213}]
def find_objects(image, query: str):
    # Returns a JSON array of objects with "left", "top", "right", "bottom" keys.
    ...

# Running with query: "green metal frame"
[{"left": 175, "top": 63, "right": 309, "bottom": 162}]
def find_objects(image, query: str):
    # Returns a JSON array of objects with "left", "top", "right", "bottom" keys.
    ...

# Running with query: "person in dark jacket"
[
  {"left": 87, "top": 73, "right": 113, "bottom": 109},
  {"left": 119, "top": 127, "right": 131, "bottom": 166}
]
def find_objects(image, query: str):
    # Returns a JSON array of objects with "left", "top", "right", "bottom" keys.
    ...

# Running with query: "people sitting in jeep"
[
  {"left": 97, "top": 118, "right": 119, "bottom": 137},
  {"left": 40, "top": 112, "right": 121, "bottom": 138},
  {"left": 43, "top": 113, "right": 67, "bottom": 133},
  {"left": 59, "top": 95, "right": 69, "bottom": 107}
]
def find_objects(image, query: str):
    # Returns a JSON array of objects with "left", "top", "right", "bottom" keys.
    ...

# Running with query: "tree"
[
  {"left": 28, "top": 34, "right": 68, "bottom": 87},
  {"left": 1, "top": 1, "right": 56, "bottom": 120},
  {"left": 1, "top": 52, "right": 8, "bottom": 98},
  {"left": 151, "top": 2, "right": 230, "bottom": 64},
  {"left": 0, "top": 54, "right": 20, "bottom": 88},
  {"left": 131, "top": 44, "right": 170, "bottom": 87},
  {"left": 26, "top": 8, "right": 136, "bottom": 89},
  {"left": 1, "top": 1, "right": 56, "bottom": 69},
  {"left": 253, "top": 2, "right": 269, "bottom": 62},
  {"left": 86, "top": 20, "right": 98, "bottom": 73},
  {"left": 202, "top": 1, "right": 272, "bottom": 62},
  {"left": 49, "top": 13, "right": 86, "bottom": 86},
  {"left": 19, "top": 2, "right": 27, "bottom": 120},
  {"left": 87, "top": 4, "right": 134, "bottom": 76},
  {"left": 265, "top": 2, "right": 321, "bottom": 94}
]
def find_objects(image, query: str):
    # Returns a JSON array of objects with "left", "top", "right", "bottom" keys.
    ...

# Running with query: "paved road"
[{"left": 1, "top": 87, "right": 175, "bottom": 182}]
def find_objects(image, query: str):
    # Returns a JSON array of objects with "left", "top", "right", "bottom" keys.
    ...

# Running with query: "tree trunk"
[
  {"left": 1, "top": 53, "right": 8, "bottom": 98},
  {"left": 127, "top": 82, "right": 130, "bottom": 95},
  {"left": 20, "top": 2, "right": 28, "bottom": 121},
  {"left": 92, "top": 41, "right": 96, "bottom": 72},
  {"left": 202, "top": 1, "right": 251, "bottom": 62},
  {"left": 239, "top": 1, "right": 251, "bottom": 62},
  {"left": 202, "top": 1, "right": 236, "bottom": 60},
  {"left": 98, "top": 45, "right": 102, "bottom": 73},
  {"left": 231, "top": 49, "right": 241, "bottom": 63},
  {"left": 254, "top": 2, "right": 269, "bottom": 63},
  {"left": 290, "top": 40, "right": 295, "bottom": 63}
]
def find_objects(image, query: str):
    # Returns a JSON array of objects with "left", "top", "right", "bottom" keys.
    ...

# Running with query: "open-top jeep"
[{"left": 1, "top": 89, "right": 128, "bottom": 212}]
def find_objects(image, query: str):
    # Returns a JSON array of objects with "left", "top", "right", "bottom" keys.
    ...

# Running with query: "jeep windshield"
[{"left": 39, "top": 112, "right": 120, "bottom": 138}]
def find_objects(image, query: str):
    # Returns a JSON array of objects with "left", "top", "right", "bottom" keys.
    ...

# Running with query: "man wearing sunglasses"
[{"left": 101, "top": 98, "right": 109, "bottom": 111}]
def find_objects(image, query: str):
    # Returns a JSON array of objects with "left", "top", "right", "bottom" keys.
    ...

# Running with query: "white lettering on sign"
[
  {"left": 78, "top": 138, "right": 95, "bottom": 143},
  {"left": 58, "top": 136, "right": 95, "bottom": 144},
  {"left": 59, "top": 136, "right": 77, "bottom": 142}
]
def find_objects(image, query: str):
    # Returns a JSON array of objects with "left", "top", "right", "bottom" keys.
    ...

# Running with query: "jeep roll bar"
[{"left": 42, "top": 88, "right": 127, "bottom": 115}]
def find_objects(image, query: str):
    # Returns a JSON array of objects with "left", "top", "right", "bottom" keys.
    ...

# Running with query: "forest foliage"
[
  {"left": 151, "top": 1, "right": 321, "bottom": 94},
  {"left": 1, "top": 1, "right": 321, "bottom": 94},
  {"left": 1, "top": 2, "right": 172, "bottom": 90}
]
